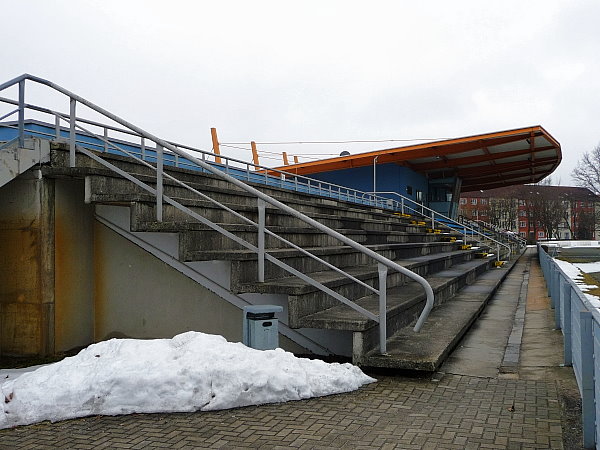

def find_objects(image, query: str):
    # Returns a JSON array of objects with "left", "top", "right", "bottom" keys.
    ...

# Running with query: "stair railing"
[
  {"left": 0, "top": 74, "right": 438, "bottom": 353},
  {"left": 457, "top": 215, "right": 526, "bottom": 250},
  {"left": 361, "top": 191, "right": 513, "bottom": 261},
  {"left": 0, "top": 97, "right": 413, "bottom": 213}
]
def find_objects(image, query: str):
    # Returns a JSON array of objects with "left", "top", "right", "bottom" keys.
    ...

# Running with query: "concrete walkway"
[{"left": 0, "top": 249, "right": 583, "bottom": 449}]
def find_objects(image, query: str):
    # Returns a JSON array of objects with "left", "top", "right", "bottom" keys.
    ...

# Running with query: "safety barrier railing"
[
  {"left": 457, "top": 215, "right": 527, "bottom": 250},
  {"left": 0, "top": 74, "right": 437, "bottom": 353},
  {"left": 538, "top": 243, "right": 599, "bottom": 448},
  {"left": 361, "top": 191, "right": 513, "bottom": 261}
]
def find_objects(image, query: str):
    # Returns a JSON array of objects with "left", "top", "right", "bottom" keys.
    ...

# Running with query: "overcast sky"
[{"left": 2, "top": 1, "right": 599, "bottom": 184}]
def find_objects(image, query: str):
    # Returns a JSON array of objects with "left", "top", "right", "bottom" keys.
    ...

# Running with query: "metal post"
[
  {"left": 141, "top": 137, "right": 146, "bottom": 160},
  {"left": 563, "top": 285, "right": 572, "bottom": 366},
  {"left": 54, "top": 114, "right": 61, "bottom": 140},
  {"left": 378, "top": 263, "right": 388, "bottom": 354},
  {"left": 555, "top": 276, "right": 563, "bottom": 329},
  {"left": 401, "top": 197, "right": 405, "bottom": 214},
  {"left": 18, "top": 80, "right": 25, "bottom": 148},
  {"left": 579, "top": 310, "right": 595, "bottom": 448},
  {"left": 257, "top": 198, "right": 266, "bottom": 283},
  {"left": 156, "top": 144, "right": 163, "bottom": 222},
  {"left": 373, "top": 155, "right": 379, "bottom": 192},
  {"left": 69, "top": 98, "right": 76, "bottom": 167},
  {"left": 103, "top": 127, "right": 108, "bottom": 153}
]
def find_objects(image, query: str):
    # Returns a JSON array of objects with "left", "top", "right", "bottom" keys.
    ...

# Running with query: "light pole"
[{"left": 373, "top": 155, "right": 380, "bottom": 193}]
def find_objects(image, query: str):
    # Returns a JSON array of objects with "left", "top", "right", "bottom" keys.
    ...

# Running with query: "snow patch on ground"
[
  {"left": 0, "top": 332, "right": 375, "bottom": 429},
  {"left": 555, "top": 259, "right": 600, "bottom": 309}
]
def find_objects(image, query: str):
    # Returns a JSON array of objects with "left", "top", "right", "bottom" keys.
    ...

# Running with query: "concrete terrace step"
[
  {"left": 198, "top": 243, "right": 475, "bottom": 286},
  {"left": 234, "top": 250, "right": 493, "bottom": 325},
  {"left": 358, "top": 255, "right": 521, "bottom": 371},
  {"left": 298, "top": 258, "right": 493, "bottom": 332},
  {"left": 129, "top": 200, "right": 444, "bottom": 235},
  {"left": 82, "top": 171, "right": 426, "bottom": 226},
  {"left": 130, "top": 222, "right": 453, "bottom": 251}
]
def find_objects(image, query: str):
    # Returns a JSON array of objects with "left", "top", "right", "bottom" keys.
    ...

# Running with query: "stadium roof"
[{"left": 273, "top": 126, "right": 561, "bottom": 192}]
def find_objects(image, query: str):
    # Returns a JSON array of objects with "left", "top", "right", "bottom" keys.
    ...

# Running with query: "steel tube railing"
[
  {"left": 364, "top": 191, "right": 512, "bottom": 260},
  {"left": 0, "top": 74, "right": 438, "bottom": 349}
]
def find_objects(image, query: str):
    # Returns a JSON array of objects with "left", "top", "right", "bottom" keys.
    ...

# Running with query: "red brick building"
[{"left": 460, "top": 185, "right": 600, "bottom": 243}]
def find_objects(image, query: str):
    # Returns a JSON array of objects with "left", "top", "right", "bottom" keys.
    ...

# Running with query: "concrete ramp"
[{"left": 0, "top": 138, "right": 50, "bottom": 188}]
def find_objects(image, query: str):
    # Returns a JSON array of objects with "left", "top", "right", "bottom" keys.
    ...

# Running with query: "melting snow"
[
  {"left": 0, "top": 331, "right": 375, "bottom": 429},
  {"left": 555, "top": 259, "right": 600, "bottom": 309}
]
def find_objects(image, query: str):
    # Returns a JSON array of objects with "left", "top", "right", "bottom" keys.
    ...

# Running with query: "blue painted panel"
[
  {"left": 594, "top": 321, "right": 600, "bottom": 444},
  {"left": 1, "top": 122, "right": 405, "bottom": 211},
  {"left": 573, "top": 296, "right": 583, "bottom": 392},
  {"left": 308, "top": 163, "right": 429, "bottom": 205}
]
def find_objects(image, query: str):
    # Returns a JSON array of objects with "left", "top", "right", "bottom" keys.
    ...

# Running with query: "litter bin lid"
[{"left": 243, "top": 305, "right": 283, "bottom": 314}]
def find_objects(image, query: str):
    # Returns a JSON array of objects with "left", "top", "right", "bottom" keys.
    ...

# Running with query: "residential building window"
[
  {"left": 519, "top": 232, "right": 526, "bottom": 237},
  {"left": 460, "top": 198, "right": 467, "bottom": 205},
  {"left": 519, "top": 221, "right": 527, "bottom": 228},
  {"left": 538, "top": 231, "right": 545, "bottom": 238},
  {"left": 519, "top": 210, "right": 526, "bottom": 217},
  {"left": 471, "top": 198, "right": 477, "bottom": 205},
  {"left": 480, "top": 199, "right": 487, "bottom": 205},
  {"left": 519, "top": 200, "right": 525, "bottom": 206}
]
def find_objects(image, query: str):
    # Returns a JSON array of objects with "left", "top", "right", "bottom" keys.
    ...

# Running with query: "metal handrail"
[
  {"left": 0, "top": 74, "right": 438, "bottom": 353},
  {"left": 458, "top": 215, "right": 526, "bottom": 248},
  {"left": 362, "top": 191, "right": 513, "bottom": 261},
  {"left": 0, "top": 96, "right": 404, "bottom": 212}
]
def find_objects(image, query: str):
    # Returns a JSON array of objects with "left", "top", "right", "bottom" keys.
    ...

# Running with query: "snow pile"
[
  {"left": 0, "top": 332, "right": 375, "bottom": 429},
  {"left": 555, "top": 259, "right": 600, "bottom": 309}
]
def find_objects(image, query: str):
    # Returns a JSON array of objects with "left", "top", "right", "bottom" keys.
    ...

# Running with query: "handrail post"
[
  {"left": 69, "top": 97, "right": 76, "bottom": 167},
  {"left": 401, "top": 197, "right": 404, "bottom": 214},
  {"left": 257, "top": 198, "right": 266, "bottom": 282},
  {"left": 156, "top": 144, "right": 163, "bottom": 222},
  {"left": 103, "top": 127, "right": 108, "bottom": 153},
  {"left": 579, "top": 310, "right": 595, "bottom": 448},
  {"left": 497, "top": 243, "right": 500, "bottom": 262},
  {"left": 54, "top": 114, "right": 61, "bottom": 140},
  {"left": 378, "top": 263, "right": 388, "bottom": 354},
  {"left": 18, "top": 79, "right": 25, "bottom": 147},
  {"left": 563, "top": 284, "right": 572, "bottom": 366}
]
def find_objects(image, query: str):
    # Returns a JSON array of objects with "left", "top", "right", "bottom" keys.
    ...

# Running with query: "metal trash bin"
[{"left": 242, "top": 305, "right": 283, "bottom": 350}]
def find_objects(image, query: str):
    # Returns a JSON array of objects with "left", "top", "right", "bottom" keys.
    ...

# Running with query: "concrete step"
[
  {"left": 193, "top": 242, "right": 468, "bottom": 285},
  {"left": 358, "top": 256, "right": 520, "bottom": 370},
  {"left": 53, "top": 147, "right": 438, "bottom": 225},
  {"left": 176, "top": 226, "right": 446, "bottom": 252},
  {"left": 83, "top": 172, "right": 432, "bottom": 228},
  {"left": 129, "top": 200, "right": 440, "bottom": 235},
  {"left": 235, "top": 249, "right": 491, "bottom": 326},
  {"left": 299, "top": 258, "right": 493, "bottom": 332}
]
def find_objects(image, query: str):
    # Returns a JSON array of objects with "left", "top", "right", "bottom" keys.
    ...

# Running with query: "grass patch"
[{"left": 578, "top": 271, "right": 600, "bottom": 297}]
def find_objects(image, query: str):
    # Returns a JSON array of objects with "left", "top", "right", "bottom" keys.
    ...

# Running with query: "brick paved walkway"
[{"left": 0, "top": 250, "right": 582, "bottom": 449}]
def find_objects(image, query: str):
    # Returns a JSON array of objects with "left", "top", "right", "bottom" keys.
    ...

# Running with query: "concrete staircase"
[
  {"left": 44, "top": 144, "right": 519, "bottom": 370},
  {"left": 0, "top": 138, "right": 50, "bottom": 188}
]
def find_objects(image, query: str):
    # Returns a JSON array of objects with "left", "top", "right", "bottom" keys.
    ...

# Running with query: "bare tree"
[
  {"left": 488, "top": 197, "right": 517, "bottom": 230},
  {"left": 524, "top": 178, "right": 568, "bottom": 240},
  {"left": 572, "top": 143, "right": 600, "bottom": 194}
]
